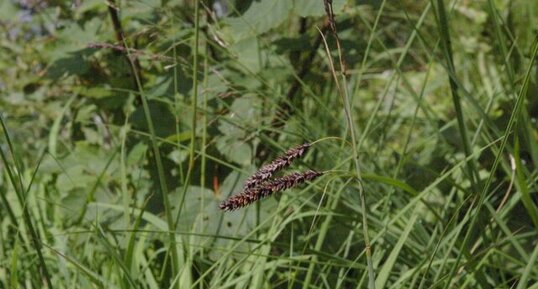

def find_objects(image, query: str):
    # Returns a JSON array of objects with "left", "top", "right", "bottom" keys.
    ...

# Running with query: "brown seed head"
[
  {"left": 243, "top": 143, "right": 311, "bottom": 190},
  {"left": 219, "top": 170, "right": 323, "bottom": 211}
]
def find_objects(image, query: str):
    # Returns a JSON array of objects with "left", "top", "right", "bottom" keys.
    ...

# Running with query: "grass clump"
[{"left": 1, "top": 1, "right": 537, "bottom": 289}]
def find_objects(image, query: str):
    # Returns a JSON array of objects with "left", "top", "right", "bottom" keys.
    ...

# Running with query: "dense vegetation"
[{"left": 1, "top": 0, "right": 537, "bottom": 288}]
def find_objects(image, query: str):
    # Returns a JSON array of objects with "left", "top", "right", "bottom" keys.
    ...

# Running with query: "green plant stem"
[
  {"left": 342, "top": 73, "right": 376, "bottom": 289},
  {"left": 174, "top": 0, "right": 200, "bottom": 232},
  {"left": 433, "top": 0, "right": 479, "bottom": 193},
  {"left": 170, "top": 5, "right": 201, "bottom": 286},
  {"left": 318, "top": 26, "right": 376, "bottom": 288},
  {"left": 118, "top": 20, "right": 180, "bottom": 287},
  {"left": 198, "top": 19, "right": 209, "bottom": 289},
  {"left": 173, "top": 14, "right": 185, "bottom": 182}
]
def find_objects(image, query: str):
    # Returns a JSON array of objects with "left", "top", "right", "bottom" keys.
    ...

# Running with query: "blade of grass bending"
[
  {"left": 0, "top": 116, "right": 53, "bottom": 289},
  {"left": 303, "top": 180, "right": 348, "bottom": 288},
  {"left": 361, "top": 173, "right": 419, "bottom": 196},
  {"left": 48, "top": 94, "right": 76, "bottom": 157},
  {"left": 94, "top": 224, "right": 137, "bottom": 288},
  {"left": 42, "top": 243, "right": 114, "bottom": 288},
  {"left": 375, "top": 214, "right": 417, "bottom": 289},
  {"left": 516, "top": 241, "right": 538, "bottom": 289},
  {"left": 443, "top": 33, "right": 538, "bottom": 289},
  {"left": 332, "top": 2, "right": 395, "bottom": 286},
  {"left": 0, "top": 171, "right": 18, "bottom": 226},
  {"left": 75, "top": 148, "right": 119, "bottom": 224},
  {"left": 485, "top": 203, "right": 528, "bottom": 261}
]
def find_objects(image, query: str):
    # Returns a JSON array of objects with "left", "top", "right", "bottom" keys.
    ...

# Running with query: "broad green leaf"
[
  {"left": 61, "top": 188, "right": 88, "bottom": 220},
  {"left": 125, "top": 0, "right": 162, "bottom": 20},
  {"left": 49, "top": 18, "right": 102, "bottom": 61},
  {"left": 292, "top": 0, "right": 347, "bottom": 17},
  {"left": 229, "top": 37, "right": 263, "bottom": 73},
  {"left": 225, "top": 0, "right": 293, "bottom": 41},
  {"left": 165, "top": 131, "right": 192, "bottom": 143},
  {"left": 216, "top": 136, "right": 252, "bottom": 166},
  {"left": 218, "top": 95, "right": 262, "bottom": 137},
  {"left": 74, "top": 87, "right": 113, "bottom": 99},
  {"left": 75, "top": 104, "right": 97, "bottom": 123},
  {"left": 362, "top": 173, "right": 418, "bottom": 196},
  {"left": 127, "top": 142, "right": 149, "bottom": 166}
]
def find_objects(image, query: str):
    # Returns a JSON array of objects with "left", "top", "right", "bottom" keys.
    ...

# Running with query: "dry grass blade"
[
  {"left": 323, "top": 0, "right": 336, "bottom": 33},
  {"left": 323, "top": 0, "right": 347, "bottom": 74}
]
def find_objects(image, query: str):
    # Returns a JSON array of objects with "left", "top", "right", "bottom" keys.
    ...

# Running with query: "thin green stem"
[
  {"left": 174, "top": 0, "right": 200, "bottom": 242},
  {"left": 198, "top": 17, "right": 209, "bottom": 289},
  {"left": 163, "top": 2, "right": 202, "bottom": 287},
  {"left": 119, "top": 25, "right": 180, "bottom": 284},
  {"left": 432, "top": 0, "right": 479, "bottom": 193},
  {"left": 173, "top": 13, "right": 185, "bottom": 182},
  {"left": 318, "top": 22, "right": 376, "bottom": 288}
]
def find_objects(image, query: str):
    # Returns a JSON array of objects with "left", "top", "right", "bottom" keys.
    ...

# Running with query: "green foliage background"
[{"left": 1, "top": 0, "right": 538, "bottom": 288}]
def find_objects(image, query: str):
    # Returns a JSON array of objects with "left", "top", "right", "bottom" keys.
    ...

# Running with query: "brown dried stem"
[
  {"left": 323, "top": 0, "right": 347, "bottom": 75},
  {"left": 106, "top": 0, "right": 143, "bottom": 90}
]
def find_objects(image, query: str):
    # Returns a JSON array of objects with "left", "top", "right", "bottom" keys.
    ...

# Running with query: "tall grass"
[{"left": 1, "top": 1, "right": 537, "bottom": 289}]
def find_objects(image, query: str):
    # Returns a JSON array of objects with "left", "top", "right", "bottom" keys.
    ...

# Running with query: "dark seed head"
[
  {"left": 243, "top": 143, "right": 311, "bottom": 190},
  {"left": 219, "top": 169, "right": 323, "bottom": 211}
]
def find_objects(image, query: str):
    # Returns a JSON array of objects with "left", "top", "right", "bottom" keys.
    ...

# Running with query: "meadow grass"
[{"left": 1, "top": 1, "right": 537, "bottom": 288}]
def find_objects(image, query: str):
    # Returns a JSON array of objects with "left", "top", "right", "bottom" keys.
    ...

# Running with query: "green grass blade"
[
  {"left": 514, "top": 137, "right": 538, "bottom": 227},
  {"left": 432, "top": 0, "right": 479, "bottom": 192},
  {"left": 0, "top": 115, "right": 53, "bottom": 289},
  {"left": 119, "top": 20, "right": 180, "bottom": 282},
  {"left": 516, "top": 241, "right": 538, "bottom": 289},
  {"left": 444, "top": 31, "right": 538, "bottom": 288},
  {"left": 375, "top": 214, "right": 417, "bottom": 289}
]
